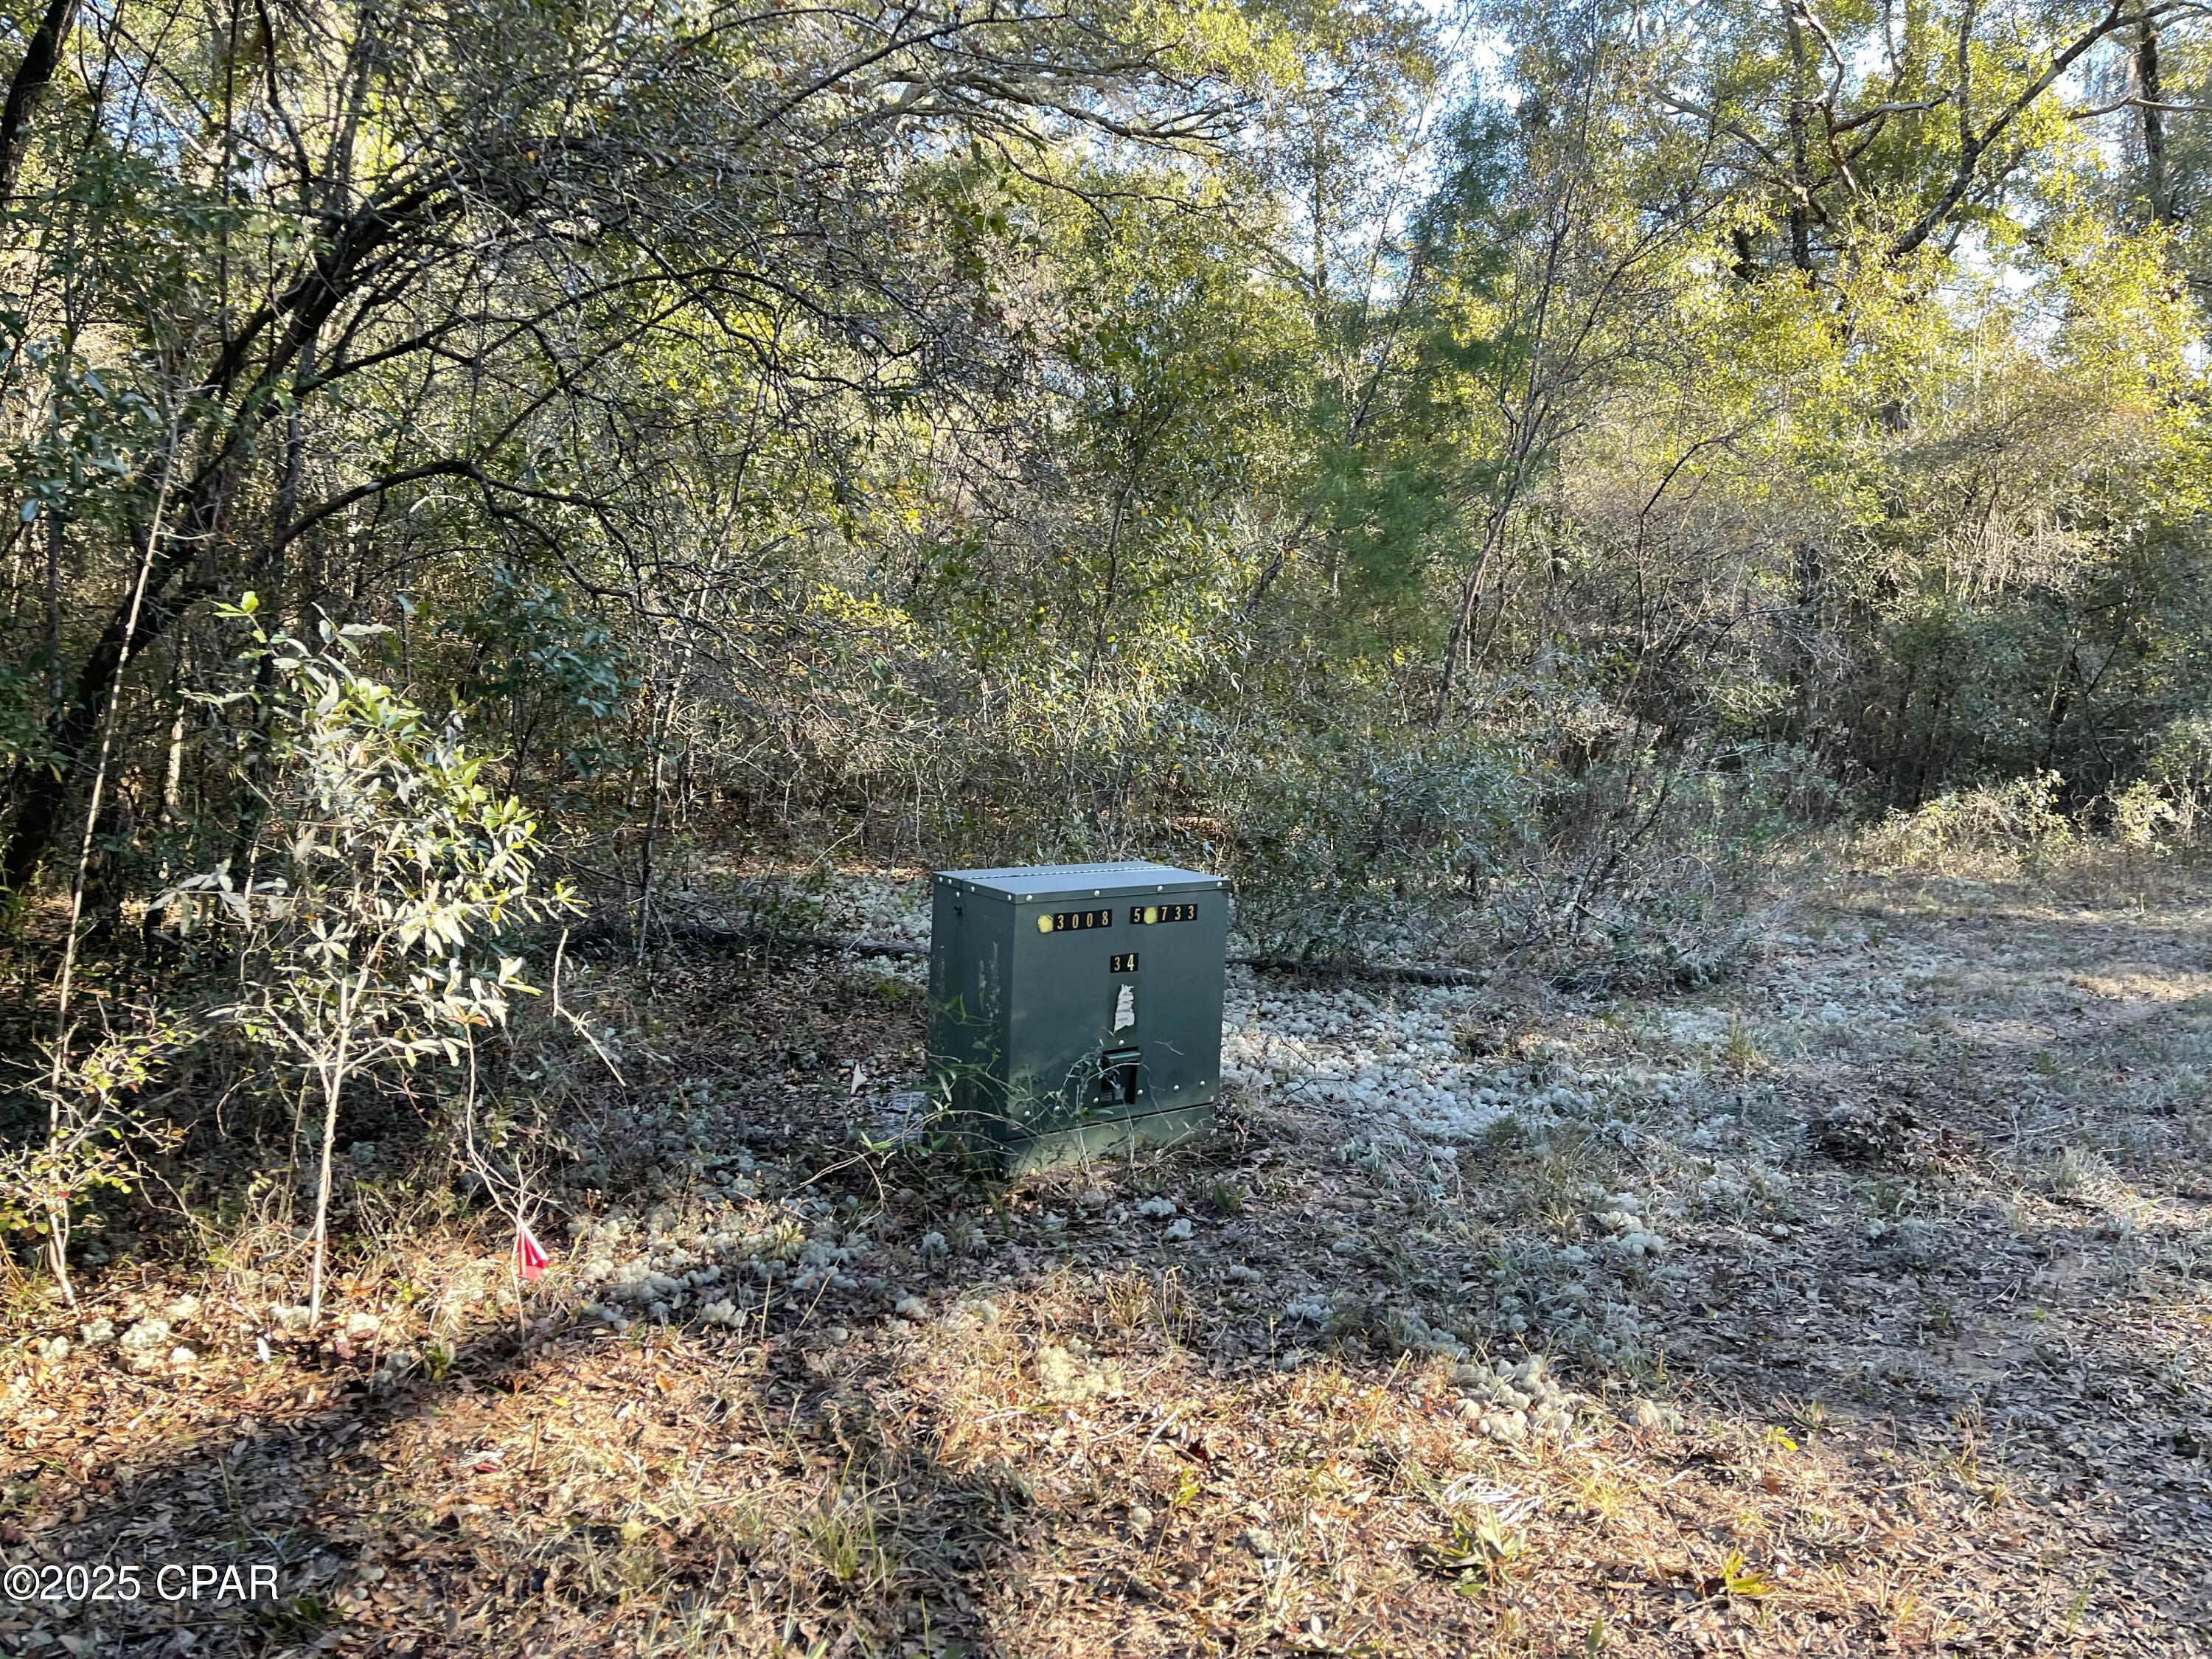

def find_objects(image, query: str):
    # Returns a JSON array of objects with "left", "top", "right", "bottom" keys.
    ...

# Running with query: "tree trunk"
[
  {"left": 306, "top": 983, "right": 358, "bottom": 1326},
  {"left": 307, "top": 1065, "right": 343, "bottom": 1325},
  {"left": 1782, "top": 9, "right": 1815, "bottom": 272},
  {"left": 2138, "top": 23, "right": 2178, "bottom": 224},
  {"left": 0, "top": 0, "right": 81, "bottom": 203}
]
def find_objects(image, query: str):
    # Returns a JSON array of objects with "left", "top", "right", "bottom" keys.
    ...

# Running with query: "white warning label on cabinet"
[{"left": 1113, "top": 984, "right": 1136, "bottom": 1032}]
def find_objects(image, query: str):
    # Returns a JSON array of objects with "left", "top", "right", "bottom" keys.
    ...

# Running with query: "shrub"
[
  {"left": 1854, "top": 772, "right": 2076, "bottom": 870},
  {"left": 1203, "top": 720, "right": 1542, "bottom": 960},
  {"left": 161, "top": 607, "right": 574, "bottom": 1321}
]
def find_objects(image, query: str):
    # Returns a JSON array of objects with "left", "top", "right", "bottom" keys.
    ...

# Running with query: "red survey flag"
[{"left": 515, "top": 1219, "right": 549, "bottom": 1281}]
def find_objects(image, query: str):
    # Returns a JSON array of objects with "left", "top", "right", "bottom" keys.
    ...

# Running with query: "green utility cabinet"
[{"left": 928, "top": 862, "right": 1229, "bottom": 1173}]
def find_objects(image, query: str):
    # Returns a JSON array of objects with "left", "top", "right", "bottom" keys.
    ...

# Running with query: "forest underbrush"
[
  {"left": 5, "top": 840, "right": 2212, "bottom": 1657},
  {"left": 10, "top": 0, "right": 2212, "bottom": 1649}
]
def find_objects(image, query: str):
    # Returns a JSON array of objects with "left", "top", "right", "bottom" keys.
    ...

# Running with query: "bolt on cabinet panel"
[{"left": 928, "top": 863, "right": 1228, "bottom": 1173}]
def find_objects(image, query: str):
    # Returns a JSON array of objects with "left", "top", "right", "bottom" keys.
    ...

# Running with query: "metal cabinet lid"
[{"left": 934, "top": 861, "right": 1227, "bottom": 902}]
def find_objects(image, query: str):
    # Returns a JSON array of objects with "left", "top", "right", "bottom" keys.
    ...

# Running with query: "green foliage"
[
  {"left": 1857, "top": 773, "right": 2076, "bottom": 869},
  {"left": 456, "top": 565, "right": 639, "bottom": 787},
  {"left": 160, "top": 607, "right": 574, "bottom": 1315},
  {"left": 0, "top": 1018, "right": 188, "bottom": 1267},
  {"left": 0, "top": 0, "right": 2209, "bottom": 1106},
  {"left": 0, "top": 660, "right": 52, "bottom": 779},
  {"left": 175, "top": 609, "right": 571, "bottom": 1068}
]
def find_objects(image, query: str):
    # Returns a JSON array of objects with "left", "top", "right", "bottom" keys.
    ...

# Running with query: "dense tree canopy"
[{"left": 3, "top": 0, "right": 2209, "bottom": 927}]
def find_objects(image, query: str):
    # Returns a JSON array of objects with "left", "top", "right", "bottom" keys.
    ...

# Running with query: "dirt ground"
[{"left": 4, "top": 866, "right": 2211, "bottom": 1656}]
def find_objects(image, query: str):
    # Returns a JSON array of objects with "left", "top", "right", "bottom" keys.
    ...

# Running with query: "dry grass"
[{"left": 5, "top": 866, "right": 2212, "bottom": 1655}]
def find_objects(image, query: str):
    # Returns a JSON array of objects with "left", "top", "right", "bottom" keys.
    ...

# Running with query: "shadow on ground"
[{"left": 13, "top": 880, "right": 2212, "bottom": 1655}]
